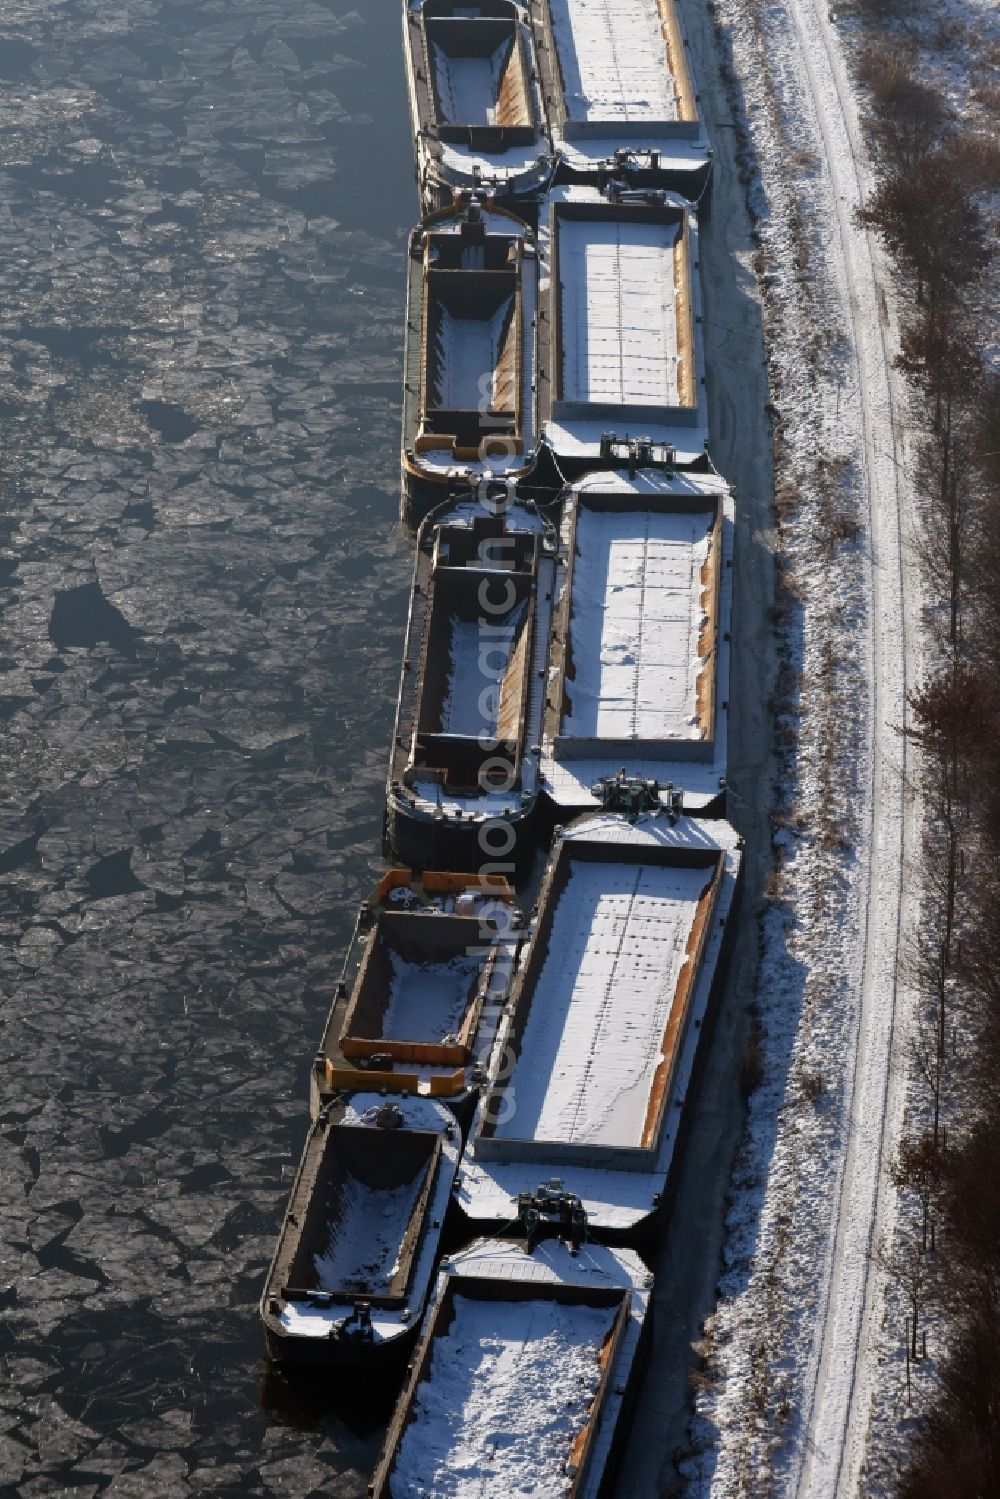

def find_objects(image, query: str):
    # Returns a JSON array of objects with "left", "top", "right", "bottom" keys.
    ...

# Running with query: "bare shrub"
[
  {"left": 856, "top": 44, "right": 951, "bottom": 171},
  {"left": 740, "top": 1031, "right": 765, "bottom": 1099},
  {"left": 773, "top": 479, "right": 798, "bottom": 524},
  {"left": 849, "top": 0, "right": 920, "bottom": 24},
  {"left": 800, "top": 1070, "right": 826, "bottom": 1103}
]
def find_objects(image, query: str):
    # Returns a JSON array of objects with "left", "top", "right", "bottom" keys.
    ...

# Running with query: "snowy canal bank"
[{"left": 672, "top": 0, "right": 913, "bottom": 1482}]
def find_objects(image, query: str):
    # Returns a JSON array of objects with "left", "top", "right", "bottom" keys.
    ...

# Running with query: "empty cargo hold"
[
  {"left": 491, "top": 856, "right": 717, "bottom": 1150},
  {"left": 403, "top": 1, "right": 552, "bottom": 210},
  {"left": 260, "top": 1094, "right": 462, "bottom": 1365},
  {"left": 283, "top": 1126, "right": 440, "bottom": 1302},
  {"left": 424, "top": 268, "right": 519, "bottom": 448},
  {"left": 312, "top": 1171, "right": 426, "bottom": 1298},
  {"left": 414, "top": 558, "right": 534, "bottom": 780},
  {"left": 313, "top": 871, "right": 518, "bottom": 1115},
  {"left": 338, "top": 910, "right": 496, "bottom": 1070},
  {"left": 428, "top": 14, "right": 533, "bottom": 127},
  {"left": 435, "top": 597, "right": 528, "bottom": 739},
  {"left": 376, "top": 952, "right": 480, "bottom": 1043},
  {"left": 385, "top": 500, "right": 555, "bottom": 868},
  {"left": 401, "top": 202, "right": 539, "bottom": 518}
]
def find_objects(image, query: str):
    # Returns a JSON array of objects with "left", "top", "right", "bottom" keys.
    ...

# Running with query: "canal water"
[{"left": 0, "top": 1, "right": 419, "bottom": 1491}]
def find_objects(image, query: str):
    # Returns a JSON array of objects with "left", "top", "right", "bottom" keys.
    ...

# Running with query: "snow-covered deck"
[
  {"left": 541, "top": 469, "right": 732, "bottom": 812},
  {"left": 563, "top": 505, "right": 715, "bottom": 740},
  {"left": 558, "top": 216, "right": 682, "bottom": 407},
  {"left": 492, "top": 856, "right": 716, "bottom": 1151},
  {"left": 549, "top": 0, "right": 683, "bottom": 125},
  {"left": 538, "top": 187, "right": 706, "bottom": 464},
  {"left": 371, "top": 1238, "right": 650, "bottom": 1499},
  {"left": 543, "top": 414, "right": 707, "bottom": 467},
  {"left": 460, "top": 813, "right": 741, "bottom": 1233}
]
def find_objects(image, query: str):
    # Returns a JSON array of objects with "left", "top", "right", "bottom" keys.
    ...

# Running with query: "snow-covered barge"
[
  {"left": 260, "top": 1094, "right": 460, "bottom": 1368},
  {"left": 368, "top": 1236, "right": 651, "bottom": 1498},
  {"left": 457, "top": 810, "right": 741, "bottom": 1240},
  {"left": 401, "top": 198, "right": 539, "bottom": 524},
  {"left": 403, "top": 0, "right": 554, "bottom": 211},
  {"left": 529, "top": 0, "right": 711, "bottom": 197},
  {"left": 541, "top": 468, "right": 732, "bottom": 817},
  {"left": 310, "top": 868, "right": 521, "bottom": 1122},
  {"left": 384, "top": 496, "right": 555, "bottom": 870},
  {"left": 537, "top": 185, "right": 707, "bottom": 480}
]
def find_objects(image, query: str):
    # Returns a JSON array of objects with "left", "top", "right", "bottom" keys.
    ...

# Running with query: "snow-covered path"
[
  {"left": 781, "top": 0, "right": 912, "bottom": 1493},
  {"left": 668, "top": 0, "right": 918, "bottom": 1483}
]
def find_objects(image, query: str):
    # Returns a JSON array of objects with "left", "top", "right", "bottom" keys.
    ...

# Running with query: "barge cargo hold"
[
  {"left": 529, "top": 0, "right": 711, "bottom": 197},
  {"left": 260, "top": 1094, "right": 460, "bottom": 1369},
  {"left": 457, "top": 810, "right": 741, "bottom": 1240},
  {"left": 310, "top": 868, "right": 522, "bottom": 1122},
  {"left": 537, "top": 185, "right": 708, "bottom": 476},
  {"left": 401, "top": 198, "right": 539, "bottom": 525},
  {"left": 384, "top": 497, "right": 555, "bottom": 870},
  {"left": 403, "top": 0, "right": 554, "bottom": 211},
  {"left": 541, "top": 468, "right": 733, "bottom": 817},
  {"left": 368, "top": 1237, "right": 651, "bottom": 1498}
]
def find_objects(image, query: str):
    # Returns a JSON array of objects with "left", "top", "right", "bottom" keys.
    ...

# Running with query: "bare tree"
[
  {"left": 897, "top": 314, "right": 982, "bottom": 643},
  {"left": 907, "top": 666, "right": 980, "bottom": 982},
  {"left": 856, "top": 153, "right": 990, "bottom": 309},
  {"left": 891, "top": 1132, "right": 947, "bottom": 1252},
  {"left": 911, "top": 1022, "right": 946, "bottom": 1149},
  {"left": 856, "top": 45, "right": 951, "bottom": 172},
  {"left": 872, "top": 1229, "right": 935, "bottom": 1361}
]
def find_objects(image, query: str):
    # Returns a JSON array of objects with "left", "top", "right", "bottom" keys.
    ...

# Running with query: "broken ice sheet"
[
  {"left": 100, "top": 1453, "right": 193, "bottom": 1497},
  {"left": 24, "top": 1395, "right": 98, "bottom": 1467},
  {"left": 1, "top": 0, "right": 414, "bottom": 1491}
]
